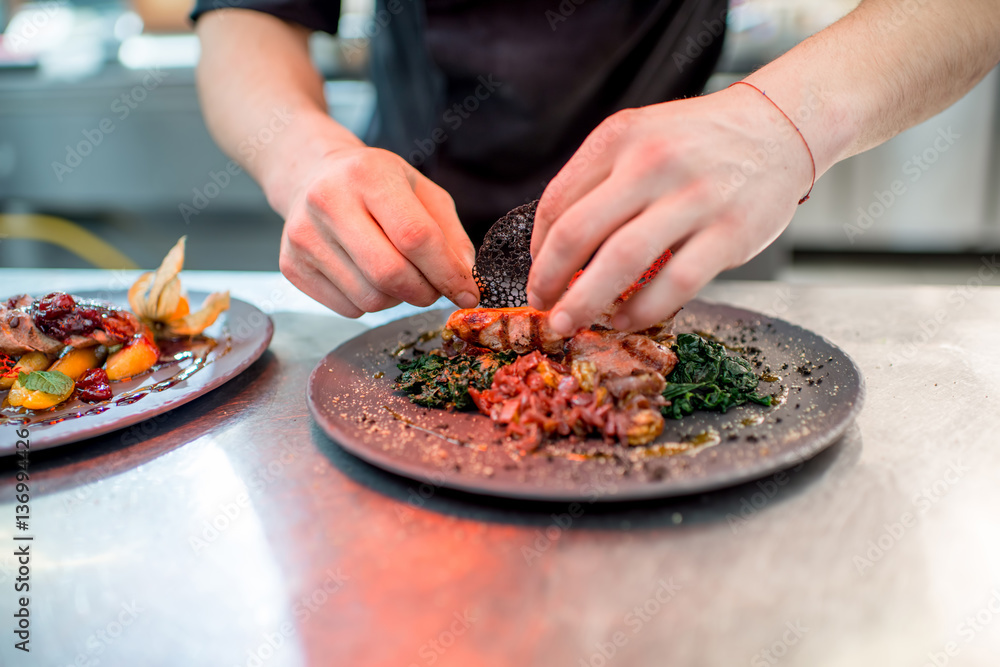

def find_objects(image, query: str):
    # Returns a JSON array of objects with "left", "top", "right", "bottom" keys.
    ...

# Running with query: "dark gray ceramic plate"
[
  {"left": 0, "top": 290, "right": 273, "bottom": 453},
  {"left": 307, "top": 300, "right": 865, "bottom": 502}
]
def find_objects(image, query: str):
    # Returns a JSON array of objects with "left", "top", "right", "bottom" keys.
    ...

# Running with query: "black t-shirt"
[{"left": 192, "top": 0, "right": 727, "bottom": 243}]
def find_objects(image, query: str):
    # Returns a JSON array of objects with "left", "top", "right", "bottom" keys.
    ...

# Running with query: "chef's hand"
[
  {"left": 278, "top": 146, "right": 480, "bottom": 317},
  {"left": 527, "top": 85, "right": 813, "bottom": 335}
]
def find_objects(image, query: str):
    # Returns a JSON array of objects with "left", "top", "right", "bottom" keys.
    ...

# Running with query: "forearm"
[
  {"left": 195, "top": 9, "right": 363, "bottom": 215},
  {"left": 745, "top": 0, "right": 1000, "bottom": 176}
]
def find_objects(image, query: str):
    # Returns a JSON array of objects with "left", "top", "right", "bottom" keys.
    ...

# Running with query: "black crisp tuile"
[{"left": 472, "top": 200, "right": 537, "bottom": 308}]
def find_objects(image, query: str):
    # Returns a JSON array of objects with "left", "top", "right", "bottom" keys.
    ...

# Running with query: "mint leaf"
[{"left": 20, "top": 370, "right": 74, "bottom": 396}]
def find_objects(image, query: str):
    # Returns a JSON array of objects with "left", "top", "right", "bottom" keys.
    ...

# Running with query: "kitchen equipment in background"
[
  {"left": 790, "top": 68, "right": 999, "bottom": 252},
  {"left": 717, "top": 0, "right": 1000, "bottom": 254}
]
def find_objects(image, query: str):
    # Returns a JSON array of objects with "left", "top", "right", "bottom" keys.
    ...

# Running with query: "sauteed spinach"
[
  {"left": 396, "top": 351, "right": 516, "bottom": 410},
  {"left": 661, "top": 333, "right": 772, "bottom": 419}
]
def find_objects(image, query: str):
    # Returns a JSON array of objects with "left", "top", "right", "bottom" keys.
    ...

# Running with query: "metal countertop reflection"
[{"left": 1, "top": 270, "right": 999, "bottom": 666}]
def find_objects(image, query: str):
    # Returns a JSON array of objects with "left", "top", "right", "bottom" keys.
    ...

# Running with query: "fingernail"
[
  {"left": 549, "top": 310, "right": 573, "bottom": 336},
  {"left": 612, "top": 313, "right": 631, "bottom": 330},
  {"left": 527, "top": 291, "right": 544, "bottom": 311},
  {"left": 455, "top": 291, "right": 479, "bottom": 309}
]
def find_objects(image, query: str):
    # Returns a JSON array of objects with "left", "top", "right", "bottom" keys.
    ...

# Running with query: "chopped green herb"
[
  {"left": 662, "top": 333, "right": 772, "bottom": 419},
  {"left": 395, "top": 351, "right": 516, "bottom": 409},
  {"left": 17, "top": 369, "right": 74, "bottom": 396}
]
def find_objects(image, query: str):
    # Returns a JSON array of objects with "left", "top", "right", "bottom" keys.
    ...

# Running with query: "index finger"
[
  {"left": 364, "top": 171, "right": 480, "bottom": 310},
  {"left": 530, "top": 112, "right": 630, "bottom": 259}
]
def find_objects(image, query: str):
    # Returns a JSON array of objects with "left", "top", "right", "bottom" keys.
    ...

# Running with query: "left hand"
[{"left": 526, "top": 85, "right": 814, "bottom": 335}]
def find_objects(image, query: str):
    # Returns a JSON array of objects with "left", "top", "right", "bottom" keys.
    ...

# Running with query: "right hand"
[{"left": 278, "top": 146, "right": 480, "bottom": 317}]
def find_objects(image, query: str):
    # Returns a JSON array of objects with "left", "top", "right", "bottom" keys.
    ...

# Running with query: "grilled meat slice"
[
  {"left": 0, "top": 309, "right": 63, "bottom": 356},
  {"left": 565, "top": 330, "right": 678, "bottom": 379},
  {"left": 444, "top": 306, "right": 678, "bottom": 356},
  {"left": 1, "top": 292, "right": 140, "bottom": 356},
  {"left": 602, "top": 373, "right": 667, "bottom": 399},
  {"left": 593, "top": 309, "right": 678, "bottom": 343},
  {"left": 444, "top": 307, "right": 564, "bottom": 355}
]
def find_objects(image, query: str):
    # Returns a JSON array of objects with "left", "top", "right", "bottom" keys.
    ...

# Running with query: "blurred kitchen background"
[{"left": 0, "top": 0, "right": 998, "bottom": 284}]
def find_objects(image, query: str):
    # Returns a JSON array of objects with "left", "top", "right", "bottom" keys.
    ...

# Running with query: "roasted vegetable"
[
  {"left": 105, "top": 335, "right": 160, "bottom": 381},
  {"left": 8, "top": 370, "right": 74, "bottom": 409},
  {"left": 49, "top": 347, "right": 104, "bottom": 381},
  {"left": 0, "top": 351, "right": 51, "bottom": 390},
  {"left": 395, "top": 350, "right": 516, "bottom": 410},
  {"left": 661, "top": 333, "right": 772, "bottom": 419}
]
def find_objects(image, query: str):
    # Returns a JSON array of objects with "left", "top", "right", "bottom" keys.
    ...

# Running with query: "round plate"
[
  {"left": 307, "top": 300, "right": 865, "bottom": 502},
  {"left": 1, "top": 290, "right": 273, "bottom": 453}
]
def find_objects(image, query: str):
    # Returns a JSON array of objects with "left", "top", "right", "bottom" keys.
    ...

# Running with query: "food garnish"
[
  {"left": 395, "top": 332, "right": 769, "bottom": 449},
  {"left": 1, "top": 237, "right": 230, "bottom": 414},
  {"left": 466, "top": 351, "right": 667, "bottom": 448},
  {"left": 393, "top": 199, "right": 773, "bottom": 451},
  {"left": 661, "top": 334, "right": 773, "bottom": 419},
  {"left": 396, "top": 350, "right": 516, "bottom": 410},
  {"left": 128, "top": 236, "right": 230, "bottom": 337},
  {"left": 8, "top": 370, "right": 75, "bottom": 409},
  {"left": 75, "top": 368, "right": 112, "bottom": 403}
]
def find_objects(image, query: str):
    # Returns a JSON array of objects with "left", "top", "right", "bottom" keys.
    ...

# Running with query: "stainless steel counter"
[{"left": 1, "top": 270, "right": 999, "bottom": 666}]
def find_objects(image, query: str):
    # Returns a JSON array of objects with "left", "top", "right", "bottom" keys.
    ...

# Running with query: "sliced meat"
[
  {"left": 565, "top": 330, "right": 678, "bottom": 378},
  {"left": 593, "top": 308, "right": 678, "bottom": 343},
  {"left": 1, "top": 292, "right": 140, "bottom": 357},
  {"left": 4, "top": 295, "right": 33, "bottom": 310},
  {"left": 444, "top": 307, "right": 564, "bottom": 355},
  {"left": 602, "top": 373, "right": 667, "bottom": 399},
  {"left": 445, "top": 306, "right": 678, "bottom": 356},
  {"left": 1, "top": 307, "right": 63, "bottom": 356}
]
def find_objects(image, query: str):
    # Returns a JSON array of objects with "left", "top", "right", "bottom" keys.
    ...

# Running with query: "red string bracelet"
[{"left": 729, "top": 81, "right": 816, "bottom": 205}]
